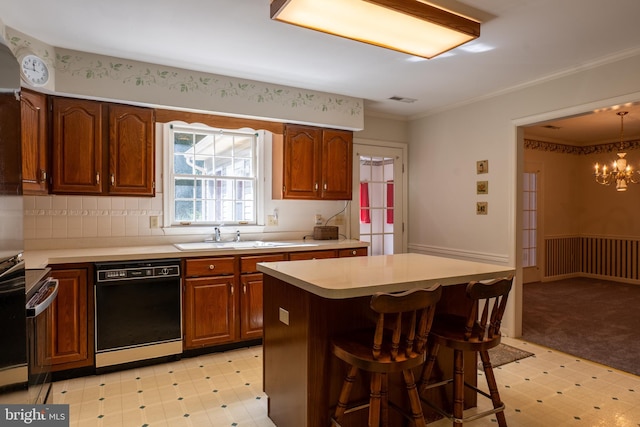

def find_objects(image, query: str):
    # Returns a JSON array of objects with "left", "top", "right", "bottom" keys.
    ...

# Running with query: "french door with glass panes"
[{"left": 353, "top": 144, "right": 405, "bottom": 255}]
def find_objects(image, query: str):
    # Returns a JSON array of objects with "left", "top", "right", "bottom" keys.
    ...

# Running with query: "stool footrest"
[{"left": 420, "top": 380, "right": 506, "bottom": 424}]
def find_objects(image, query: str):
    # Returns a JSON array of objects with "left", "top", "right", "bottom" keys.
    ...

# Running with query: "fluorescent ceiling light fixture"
[{"left": 270, "top": 0, "right": 481, "bottom": 59}]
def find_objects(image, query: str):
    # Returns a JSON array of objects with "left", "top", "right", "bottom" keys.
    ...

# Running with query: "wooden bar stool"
[
  {"left": 418, "top": 276, "right": 514, "bottom": 426},
  {"left": 330, "top": 284, "right": 442, "bottom": 427}
]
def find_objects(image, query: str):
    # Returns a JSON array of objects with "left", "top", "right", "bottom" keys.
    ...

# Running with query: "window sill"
[{"left": 161, "top": 224, "right": 266, "bottom": 236}]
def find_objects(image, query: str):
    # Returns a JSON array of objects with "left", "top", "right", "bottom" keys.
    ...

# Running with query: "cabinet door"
[
  {"left": 241, "top": 273, "right": 264, "bottom": 339},
  {"left": 321, "top": 129, "right": 352, "bottom": 200},
  {"left": 184, "top": 276, "right": 236, "bottom": 348},
  {"left": 21, "top": 89, "right": 48, "bottom": 195},
  {"left": 51, "top": 98, "right": 104, "bottom": 194},
  {"left": 108, "top": 104, "right": 155, "bottom": 196},
  {"left": 49, "top": 269, "right": 91, "bottom": 370},
  {"left": 283, "top": 124, "right": 321, "bottom": 199}
]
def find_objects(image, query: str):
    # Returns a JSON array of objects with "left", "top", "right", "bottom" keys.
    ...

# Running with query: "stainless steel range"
[
  {"left": 94, "top": 259, "right": 182, "bottom": 369},
  {"left": 25, "top": 270, "right": 58, "bottom": 404}
]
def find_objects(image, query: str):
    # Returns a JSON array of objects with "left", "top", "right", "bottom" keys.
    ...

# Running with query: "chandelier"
[{"left": 594, "top": 111, "right": 640, "bottom": 191}]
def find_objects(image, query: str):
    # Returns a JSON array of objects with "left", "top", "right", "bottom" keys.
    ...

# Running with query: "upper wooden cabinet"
[
  {"left": 321, "top": 128, "right": 353, "bottom": 200},
  {"left": 51, "top": 97, "right": 155, "bottom": 196},
  {"left": 21, "top": 89, "right": 49, "bottom": 195},
  {"left": 108, "top": 104, "right": 155, "bottom": 196},
  {"left": 51, "top": 97, "right": 104, "bottom": 194},
  {"left": 274, "top": 124, "right": 352, "bottom": 200}
]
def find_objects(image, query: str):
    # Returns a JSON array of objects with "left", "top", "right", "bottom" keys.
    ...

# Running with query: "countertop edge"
[
  {"left": 258, "top": 266, "right": 516, "bottom": 299},
  {"left": 258, "top": 254, "right": 515, "bottom": 299},
  {"left": 23, "top": 239, "right": 368, "bottom": 269}
]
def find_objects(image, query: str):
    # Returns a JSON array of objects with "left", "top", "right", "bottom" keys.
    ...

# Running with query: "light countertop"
[
  {"left": 23, "top": 239, "right": 368, "bottom": 269},
  {"left": 257, "top": 253, "right": 515, "bottom": 299}
]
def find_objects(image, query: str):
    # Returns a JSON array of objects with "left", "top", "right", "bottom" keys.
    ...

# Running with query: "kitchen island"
[{"left": 257, "top": 253, "right": 515, "bottom": 427}]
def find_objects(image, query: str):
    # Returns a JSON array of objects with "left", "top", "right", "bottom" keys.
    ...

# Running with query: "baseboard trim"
[{"left": 408, "top": 244, "right": 510, "bottom": 265}]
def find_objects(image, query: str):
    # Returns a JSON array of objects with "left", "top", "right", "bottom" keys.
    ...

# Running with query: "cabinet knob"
[
  {"left": 96, "top": 172, "right": 100, "bottom": 184},
  {"left": 352, "top": 250, "right": 356, "bottom": 255},
  {"left": 209, "top": 265, "right": 215, "bottom": 270},
  {"left": 324, "top": 183, "right": 327, "bottom": 190},
  {"left": 110, "top": 174, "right": 115, "bottom": 185},
  {"left": 39, "top": 169, "right": 47, "bottom": 183},
  {"left": 314, "top": 183, "right": 318, "bottom": 191}
]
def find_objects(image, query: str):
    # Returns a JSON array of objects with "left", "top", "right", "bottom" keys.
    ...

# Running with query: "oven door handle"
[{"left": 26, "top": 278, "right": 59, "bottom": 318}]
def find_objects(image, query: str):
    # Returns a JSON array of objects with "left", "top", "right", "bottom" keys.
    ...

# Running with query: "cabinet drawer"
[
  {"left": 288, "top": 250, "right": 337, "bottom": 261},
  {"left": 186, "top": 257, "right": 235, "bottom": 277},
  {"left": 241, "top": 254, "right": 287, "bottom": 273},
  {"left": 339, "top": 248, "right": 368, "bottom": 257}
]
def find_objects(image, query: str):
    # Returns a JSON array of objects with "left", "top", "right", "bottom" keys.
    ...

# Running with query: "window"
[
  {"left": 167, "top": 124, "right": 259, "bottom": 226},
  {"left": 523, "top": 172, "right": 538, "bottom": 267}
]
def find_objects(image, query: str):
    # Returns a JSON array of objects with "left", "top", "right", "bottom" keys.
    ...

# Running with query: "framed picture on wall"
[
  {"left": 477, "top": 181, "right": 488, "bottom": 194},
  {"left": 476, "top": 202, "right": 488, "bottom": 215},
  {"left": 477, "top": 160, "right": 488, "bottom": 174}
]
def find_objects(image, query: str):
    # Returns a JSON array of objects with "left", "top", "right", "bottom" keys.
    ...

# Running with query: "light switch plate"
[{"left": 279, "top": 307, "right": 290, "bottom": 325}]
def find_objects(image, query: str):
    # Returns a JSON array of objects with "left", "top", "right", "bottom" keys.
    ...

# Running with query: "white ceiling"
[{"left": 3, "top": 0, "right": 640, "bottom": 144}]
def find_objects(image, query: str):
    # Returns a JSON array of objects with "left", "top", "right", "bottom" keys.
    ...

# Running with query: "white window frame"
[{"left": 162, "top": 123, "right": 266, "bottom": 233}]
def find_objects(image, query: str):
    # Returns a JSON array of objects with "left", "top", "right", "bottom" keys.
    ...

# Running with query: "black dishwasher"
[{"left": 94, "top": 259, "right": 182, "bottom": 369}]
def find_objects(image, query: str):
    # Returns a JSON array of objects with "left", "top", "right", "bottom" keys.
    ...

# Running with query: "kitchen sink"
[{"left": 173, "top": 241, "right": 318, "bottom": 251}]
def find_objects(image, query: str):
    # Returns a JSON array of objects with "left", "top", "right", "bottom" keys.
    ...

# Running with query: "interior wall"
[
  {"left": 407, "top": 51, "right": 640, "bottom": 337},
  {"left": 524, "top": 148, "right": 581, "bottom": 237},
  {"left": 579, "top": 151, "right": 640, "bottom": 237},
  {"left": 355, "top": 114, "right": 409, "bottom": 143},
  {"left": 525, "top": 145, "right": 640, "bottom": 239}
]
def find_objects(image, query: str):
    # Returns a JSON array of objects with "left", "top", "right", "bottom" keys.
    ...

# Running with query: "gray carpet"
[
  {"left": 522, "top": 278, "right": 640, "bottom": 377},
  {"left": 478, "top": 343, "right": 534, "bottom": 370}
]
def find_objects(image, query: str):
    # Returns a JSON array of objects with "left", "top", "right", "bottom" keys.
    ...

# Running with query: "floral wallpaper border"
[
  {"left": 525, "top": 138, "right": 640, "bottom": 155},
  {"left": 6, "top": 28, "right": 363, "bottom": 125}
]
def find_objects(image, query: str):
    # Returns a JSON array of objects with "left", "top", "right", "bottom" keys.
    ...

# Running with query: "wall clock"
[{"left": 20, "top": 54, "right": 50, "bottom": 86}]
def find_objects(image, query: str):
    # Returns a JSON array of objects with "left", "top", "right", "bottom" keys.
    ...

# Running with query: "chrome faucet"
[
  {"left": 235, "top": 230, "right": 241, "bottom": 242},
  {"left": 213, "top": 227, "right": 221, "bottom": 242}
]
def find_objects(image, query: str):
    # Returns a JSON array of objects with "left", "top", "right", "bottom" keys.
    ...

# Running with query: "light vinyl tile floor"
[{"left": 53, "top": 338, "right": 640, "bottom": 426}]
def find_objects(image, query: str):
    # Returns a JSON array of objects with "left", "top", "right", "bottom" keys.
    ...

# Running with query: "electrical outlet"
[
  {"left": 334, "top": 213, "right": 345, "bottom": 225},
  {"left": 267, "top": 215, "right": 278, "bottom": 226},
  {"left": 315, "top": 214, "right": 323, "bottom": 225},
  {"left": 149, "top": 216, "right": 159, "bottom": 228}
]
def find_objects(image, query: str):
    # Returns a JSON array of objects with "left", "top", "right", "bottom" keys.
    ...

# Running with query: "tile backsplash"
[
  {"left": 23, "top": 194, "right": 348, "bottom": 250},
  {"left": 24, "top": 194, "right": 165, "bottom": 242}
]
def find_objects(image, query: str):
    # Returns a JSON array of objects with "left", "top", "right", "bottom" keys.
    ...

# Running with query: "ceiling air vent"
[{"left": 388, "top": 96, "right": 417, "bottom": 103}]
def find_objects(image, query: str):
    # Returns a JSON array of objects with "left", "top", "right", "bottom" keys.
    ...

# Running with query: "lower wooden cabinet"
[
  {"left": 49, "top": 267, "right": 93, "bottom": 371},
  {"left": 183, "top": 276, "right": 236, "bottom": 349},
  {"left": 239, "top": 254, "right": 287, "bottom": 340},
  {"left": 240, "top": 273, "right": 265, "bottom": 339}
]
